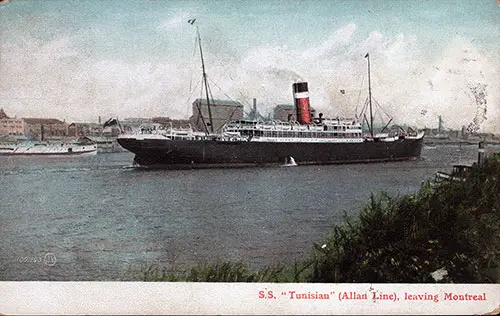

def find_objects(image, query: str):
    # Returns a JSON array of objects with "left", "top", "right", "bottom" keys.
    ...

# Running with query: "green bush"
[{"left": 311, "top": 153, "right": 500, "bottom": 283}]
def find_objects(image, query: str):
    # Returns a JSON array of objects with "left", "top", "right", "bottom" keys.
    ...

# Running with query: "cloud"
[
  {"left": 158, "top": 13, "right": 192, "bottom": 30},
  {"left": 1, "top": 22, "right": 498, "bottom": 133},
  {"left": 0, "top": 35, "right": 193, "bottom": 121},
  {"left": 302, "top": 23, "right": 357, "bottom": 59},
  {"left": 209, "top": 26, "right": 499, "bottom": 132},
  {"left": 410, "top": 38, "right": 499, "bottom": 132}
]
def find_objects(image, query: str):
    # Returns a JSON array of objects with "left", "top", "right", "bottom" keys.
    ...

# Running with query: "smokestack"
[
  {"left": 293, "top": 82, "right": 312, "bottom": 124},
  {"left": 252, "top": 98, "right": 257, "bottom": 120}
]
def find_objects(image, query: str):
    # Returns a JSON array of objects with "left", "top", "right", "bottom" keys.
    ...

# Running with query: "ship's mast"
[
  {"left": 365, "top": 53, "right": 374, "bottom": 137},
  {"left": 196, "top": 26, "right": 214, "bottom": 134}
]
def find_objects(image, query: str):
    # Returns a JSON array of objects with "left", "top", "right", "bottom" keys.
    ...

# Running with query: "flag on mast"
[
  {"left": 365, "top": 53, "right": 369, "bottom": 58},
  {"left": 188, "top": 18, "right": 196, "bottom": 25}
]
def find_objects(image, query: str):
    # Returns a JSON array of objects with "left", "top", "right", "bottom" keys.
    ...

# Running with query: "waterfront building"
[
  {"left": 0, "top": 108, "right": 25, "bottom": 136},
  {"left": 152, "top": 117, "right": 190, "bottom": 129},
  {"left": 68, "top": 122, "right": 105, "bottom": 137},
  {"left": 122, "top": 117, "right": 152, "bottom": 124},
  {"left": 189, "top": 98, "right": 244, "bottom": 133},
  {"left": 22, "top": 118, "right": 68, "bottom": 140}
]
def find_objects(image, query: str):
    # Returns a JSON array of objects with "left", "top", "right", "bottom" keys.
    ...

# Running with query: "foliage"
[{"left": 310, "top": 153, "right": 500, "bottom": 283}]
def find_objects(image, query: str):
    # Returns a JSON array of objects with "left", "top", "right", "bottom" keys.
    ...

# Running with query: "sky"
[{"left": 0, "top": 0, "right": 499, "bottom": 132}]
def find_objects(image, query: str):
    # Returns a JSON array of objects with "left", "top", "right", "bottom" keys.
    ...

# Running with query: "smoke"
[
  {"left": 213, "top": 30, "right": 499, "bottom": 133},
  {"left": 1, "top": 21, "right": 498, "bottom": 132},
  {"left": 466, "top": 83, "right": 488, "bottom": 135}
]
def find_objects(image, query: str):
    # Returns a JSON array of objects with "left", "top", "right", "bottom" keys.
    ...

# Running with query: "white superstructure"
[{"left": 0, "top": 141, "right": 97, "bottom": 156}]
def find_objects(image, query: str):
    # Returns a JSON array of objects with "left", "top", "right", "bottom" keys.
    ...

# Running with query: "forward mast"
[{"left": 196, "top": 26, "right": 214, "bottom": 134}]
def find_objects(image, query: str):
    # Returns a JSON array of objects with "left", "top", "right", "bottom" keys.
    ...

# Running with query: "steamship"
[
  {"left": 116, "top": 25, "right": 424, "bottom": 169},
  {"left": 0, "top": 139, "right": 97, "bottom": 156}
]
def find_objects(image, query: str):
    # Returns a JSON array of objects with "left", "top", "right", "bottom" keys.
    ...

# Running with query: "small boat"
[
  {"left": 435, "top": 164, "right": 473, "bottom": 182},
  {"left": 281, "top": 156, "right": 298, "bottom": 167},
  {"left": 0, "top": 138, "right": 97, "bottom": 156}
]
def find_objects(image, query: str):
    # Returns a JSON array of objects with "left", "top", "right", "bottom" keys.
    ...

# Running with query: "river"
[{"left": 0, "top": 144, "right": 494, "bottom": 280}]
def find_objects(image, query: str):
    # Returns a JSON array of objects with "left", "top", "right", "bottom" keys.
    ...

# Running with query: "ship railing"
[
  {"left": 217, "top": 135, "right": 246, "bottom": 142},
  {"left": 223, "top": 131, "right": 241, "bottom": 136},
  {"left": 228, "top": 119, "right": 364, "bottom": 136}
]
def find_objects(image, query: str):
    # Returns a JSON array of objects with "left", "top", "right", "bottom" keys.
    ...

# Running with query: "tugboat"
[
  {"left": 435, "top": 141, "right": 486, "bottom": 183},
  {"left": 435, "top": 164, "right": 472, "bottom": 182},
  {"left": 117, "top": 24, "right": 424, "bottom": 169}
]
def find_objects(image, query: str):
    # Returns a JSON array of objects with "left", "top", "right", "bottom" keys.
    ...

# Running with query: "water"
[{"left": 0, "top": 144, "right": 492, "bottom": 280}]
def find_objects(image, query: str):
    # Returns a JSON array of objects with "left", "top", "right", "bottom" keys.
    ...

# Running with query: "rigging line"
[
  {"left": 235, "top": 89, "right": 252, "bottom": 109},
  {"left": 359, "top": 97, "right": 369, "bottom": 118},
  {"left": 196, "top": 77, "right": 209, "bottom": 134},
  {"left": 370, "top": 97, "right": 388, "bottom": 121},
  {"left": 330, "top": 82, "right": 353, "bottom": 115},
  {"left": 195, "top": 37, "right": 251, "bottom": 111},
  {"left": 207, "top": 77, "right": 251, "bottom": 108},
  {"left": 375, "top": 98, "right": 392, "bottom": 120},
  {"left": 207, "top": 81, "right": 215, "bottom": 104},
  {"left": 355, "top": 75, "right": 365, "bottom": 113},
  {"left": 372, "top": 98, "right": 381, "bottom": 120},
  {"left": 377, "top": 108, "right": 384, "bottom": 126},
  {"left": 212, "top": 83, "right": 257, "bottom": 119},
  {"left": 358, "top": 93, "right": 369, "bottom": 115},
  {"left": 192, "top": 33, "right": 198, "bottom": 57},
  {"left": 208, "top": 76, "right": 244, "bottom": 107},
  {"left": 373, "top": 103, "right": 385, "bottom": 127},
  {"left": 210, "top": 53, "right": 254, "bottom": 109},
  {"left": 185, "top": 79, "right": 201, "bottom": 108},
  {"left": 199, "top": 77, "right": 205, "bottom": 100},
  {"left": 186, "top": 33, "right": 199, "bottom": 109},
  {"left": 215, "top": 106, "right": 239, "bottom": 133}
]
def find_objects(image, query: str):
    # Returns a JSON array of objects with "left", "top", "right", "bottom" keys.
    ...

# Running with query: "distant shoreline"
[{"left": 423, "top": 139, "right": 500, "bottom": 146}]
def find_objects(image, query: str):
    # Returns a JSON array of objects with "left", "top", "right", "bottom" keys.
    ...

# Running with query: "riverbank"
[
  {"left": 423, "top": 138, "right": 500, "bottom": 146},
  {"left": 142, "top": 153, "right": 500, "bottom": 283}
]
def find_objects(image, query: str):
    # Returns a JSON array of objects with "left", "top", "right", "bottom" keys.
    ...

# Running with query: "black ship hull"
[{"left": 117, "top": 137, "right": 424, "bottom": 169}]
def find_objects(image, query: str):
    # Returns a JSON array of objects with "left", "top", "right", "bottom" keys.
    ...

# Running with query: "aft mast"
[{"left": 365, "top": 53, "right": 374, "bottom": 138}]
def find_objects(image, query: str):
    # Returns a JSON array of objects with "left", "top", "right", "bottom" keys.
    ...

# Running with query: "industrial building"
[
  {"left": 189, "top": 98, "right": 244, "bottom": 133},
  {"left": 22, "top": 118, "right": 68, "bottom": 140}
]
